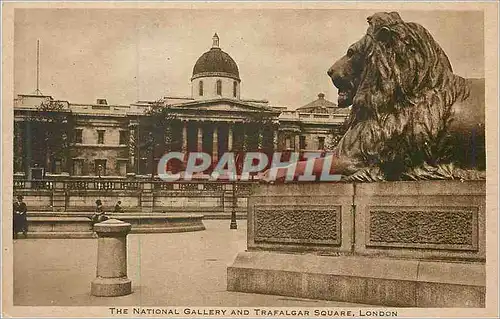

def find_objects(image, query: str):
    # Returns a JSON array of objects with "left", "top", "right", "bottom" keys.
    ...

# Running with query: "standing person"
[
  {"left": 13, "top": 195, "right": 28, "bottom": 239},
  {"left": 113, "top": 201, "right": 124, "bottom": 213}
]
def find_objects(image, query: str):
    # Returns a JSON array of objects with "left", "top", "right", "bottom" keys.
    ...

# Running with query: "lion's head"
[
  {"left": 328, "top": 12, "right": 469, "bottom": 120},
  {"left": 326, "top": 12, "right": 481, "bottom": 179}
]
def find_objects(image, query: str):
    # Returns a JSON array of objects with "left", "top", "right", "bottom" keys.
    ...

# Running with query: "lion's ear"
[
  {"left": 376, "top": 26, "right": 392, "bottom": 43},
  {"left": 389, "top": 12, "right": 402, "bottom": 21}
]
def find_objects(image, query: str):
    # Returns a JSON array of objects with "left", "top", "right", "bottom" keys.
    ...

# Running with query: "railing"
[
  {"left": 13, "top": 179, "right": 255, "bottom": 214},
  {"left": 14, "top": 179, "right": 256, "bottom": 193},
  {"left": 13, "top": 180, "right": 25, "bottom": 189},
  {"left": 13, "top": 180, "right": 54, "bottom": 190}
]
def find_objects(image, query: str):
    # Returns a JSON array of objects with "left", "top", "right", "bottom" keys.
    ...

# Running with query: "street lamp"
[{"left": 230, "top": 180, "right": 237, "bottom": 229}]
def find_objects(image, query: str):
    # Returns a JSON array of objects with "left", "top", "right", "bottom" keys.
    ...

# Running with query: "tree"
[
  {"left": 24, "top": 100, "right": 72, "bottom": 174},
  {"left": 139, "top": 99, "right": 178, "bottom": 178},
  {"left": 243, "top": 112, "right": 276, "bottom": 152}
]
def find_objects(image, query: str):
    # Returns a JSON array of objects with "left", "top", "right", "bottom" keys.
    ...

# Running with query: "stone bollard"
[{"left": 91, "top": 219, "right": 132, "bottom": 297}]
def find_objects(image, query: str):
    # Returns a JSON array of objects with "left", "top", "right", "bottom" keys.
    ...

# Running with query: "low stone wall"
[
  {"left": 228, "top": 180, "right": 486, "bottom": 307},
  {"left": 25, "top": 213, "right": 205, "bottom": 238},
  {"left": 14, "top": 179, "right": 251, "bottom": 219},
  {"left": 111, "top": 214, "right": 205, "bottom": 234},
  {"left": 26, "top": 217, "right": 93, "bottom": 238}
]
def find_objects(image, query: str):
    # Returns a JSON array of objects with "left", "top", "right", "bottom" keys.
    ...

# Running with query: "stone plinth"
[
  {"left": 228, "top": 252, "right": 485, "bottom": 307},
  {"left": 228, "top": 180, "right": 486, "bottom": 307},
  {"left": 247, "top": 183, "right": 355, "bottom": 254},
  {"left": 91, "top": 219, "right": 132, "bottom": 297}
]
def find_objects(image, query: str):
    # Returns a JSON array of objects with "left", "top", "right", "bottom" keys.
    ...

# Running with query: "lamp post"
[{"left": 230, "top": 180, "right": 237, "bottom": 229}]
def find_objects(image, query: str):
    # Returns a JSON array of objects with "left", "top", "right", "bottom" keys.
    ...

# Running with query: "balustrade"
[
  {"left": 31, "top": 180, "right": 54, "bottom": 190},
  {"left": 67, "top": 181, "right": 89, "bottom": 190},
  {"left": 118, "top": 181, "right": 140, "bottom": 190},
  {"left": 13, "top": 180, "right": 25, "bottom": 189},
  {"left": 13, "top": 179, "right": 254, "bottom": 216}
]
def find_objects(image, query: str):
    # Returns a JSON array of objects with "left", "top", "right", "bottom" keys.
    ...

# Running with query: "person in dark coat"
[
  {"left": 13, "top": 195, "right": 28, "bottom": 239},
  {"left": 90, "top": 199, "right": 108, "bottom": 226},
  {"left": 113, "top": 201, "right": 124, "bottom": 213}
]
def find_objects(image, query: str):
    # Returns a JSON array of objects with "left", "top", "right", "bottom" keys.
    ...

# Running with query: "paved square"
[{"left": 13, "top": 220, "right": 367, "bottom": 307}]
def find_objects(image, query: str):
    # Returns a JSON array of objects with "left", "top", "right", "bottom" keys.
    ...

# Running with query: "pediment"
[{"left": 173, "top": 99, "right": 278, "bottom": 114}]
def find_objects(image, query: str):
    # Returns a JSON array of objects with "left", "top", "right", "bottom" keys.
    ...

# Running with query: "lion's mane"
[{"left": 336, "top": 12, "right": 473, "bottom": 179}]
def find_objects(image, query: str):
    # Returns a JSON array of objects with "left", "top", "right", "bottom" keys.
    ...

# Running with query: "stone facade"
[
  {"left": 13, "top": 93, "right": 348, "bottom": 179},
  {"left": 13, "top": 34, "right": 349, "bottom": 180}
]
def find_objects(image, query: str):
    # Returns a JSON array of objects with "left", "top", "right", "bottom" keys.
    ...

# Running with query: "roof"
[
  {"left": 191, "top": 34, "right": 240, "bottom": 81},
  {"left": 297, "top": 93, "right": 339, "bottom": 114}
]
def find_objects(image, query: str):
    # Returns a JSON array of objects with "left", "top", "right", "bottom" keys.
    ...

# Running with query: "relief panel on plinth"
[
  {"left": 366, "top": 206, "right": 478, "bottom": 251},
  {"left": 253, "top": 205, "right": 341, "bottom": 246}
]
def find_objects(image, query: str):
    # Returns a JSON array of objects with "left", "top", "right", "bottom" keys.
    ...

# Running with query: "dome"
[{"left": 191, "top": 33, "right": 240, "bottom": 81}]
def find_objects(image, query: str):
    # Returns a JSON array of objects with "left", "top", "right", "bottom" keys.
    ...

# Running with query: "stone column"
[
  {"left": 61, "top": 119, "right": 69, "bottom": 174},
  {"left": 213, "top": 125, "right": 218, "bottom": 165},
  {"left": 294, "top": 134, "right": 300, "bottom": 151},
  {"left": 228, "top": 124, "right": 233, "bottom": 152},
  {"left": 164, "top": 124, "right": 172, "bottom": 152},
  {"left": 257, "top": 129, "right": 263, "bottom": 151},
  {"left": 14, "top": 121, "right": 24, "bottom": 173},
  {"left": 242, "top": 124, "right": 248, "bottom": 152},
  {"left": 24, "top": 121, "right": 33, "bottom": 176},
  {"left": 273, "top": 129, "right": 278, "bottom": 152},
  {"left": 128, "top": 120, "right": 138, "bottom": 176},
  {"left": 197, "top": 124, "right": 203, "bottom": 152},
  {"left": 91, "top": 219, "right": 132, "bottom": 297},
  {"left": 182, "top": 121, "right": 188, "bottom": 153}
]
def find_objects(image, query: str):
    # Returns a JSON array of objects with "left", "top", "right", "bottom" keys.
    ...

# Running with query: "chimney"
[{"left": 96, "top": 99, "right": 108, "bottom": 105}]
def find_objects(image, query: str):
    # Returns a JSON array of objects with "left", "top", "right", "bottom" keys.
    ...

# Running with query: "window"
[
  {"left": 285, "top": 137, "right": 292, "bottom": 149},
  {"left": 119, "top": 131, "right": 128, "bottom": 145},
  {"left": 199, "top": 80, "right": 204, "bottom": 96},
  {"left": 74, "top": 129, "right": 83, "bottom": 143},
  {"left": 53, "top": 159, "right": 62, "bottom": 174},
  {"left": 94, "top": 159, "right": 107, "bottom": 176},
  {"left": 30, "top": 167, "right": 44, "bottom": 179},
  {"left": 216, "top": 80, "right": 222, "bottom": 95},
  {"left": 318, "top": 137, "right": 325, "bottom": 150},
  {"left": 73, "top": 159, "right": 83, "bottom": 176},
  {"left": 299, "top": 136, "right": 306, "bottom": 150},
  {"left": 97, "top": 130, "right": 105, "bottom": 144},
  {"left": 233, "top": 81, "right": 238, "bottom": 98},
  {"left": 118, "top": 160, "right": 127, "bottom": 176}
]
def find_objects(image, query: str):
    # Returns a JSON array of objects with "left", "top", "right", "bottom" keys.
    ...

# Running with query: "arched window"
[
  {"left": 199, "top": 81, "right": 204, "bottom": 96},
  {"left": 233, "top": 81, "right": 237, "bottom": 98},
  {"left": 216, "top": 80, "right": 222, "bottom": 95}
]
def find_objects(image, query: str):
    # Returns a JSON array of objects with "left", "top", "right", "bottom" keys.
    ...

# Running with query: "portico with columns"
[{"left": 131, "top": 98, "right": 280, "bottom": 175}]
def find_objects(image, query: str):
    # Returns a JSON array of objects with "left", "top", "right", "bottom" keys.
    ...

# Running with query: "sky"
[{"left": 14, "top": 9, "right": 484, "bottom": 109}]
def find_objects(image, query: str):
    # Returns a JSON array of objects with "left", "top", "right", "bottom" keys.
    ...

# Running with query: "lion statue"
[
  {"left": 327, "top": 12, "right": 486, "bottom": 180},
  {"left": 262, "top": 11, "right": 485, "bottom": 182},
  {"left": 327, "top": 12, "right": 485, "bottom": 180}
]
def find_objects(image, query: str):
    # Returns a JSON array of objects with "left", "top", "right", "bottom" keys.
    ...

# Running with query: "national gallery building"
[{"left": 13, "top": 34, "right": 349, "bottom": 179}]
